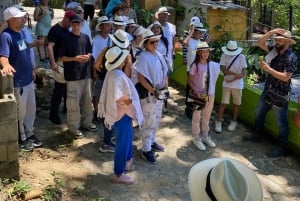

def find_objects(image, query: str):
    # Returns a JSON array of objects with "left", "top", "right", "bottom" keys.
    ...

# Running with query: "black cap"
[{"left": 70, "top": 14, "right": 83, "bottom": 23}]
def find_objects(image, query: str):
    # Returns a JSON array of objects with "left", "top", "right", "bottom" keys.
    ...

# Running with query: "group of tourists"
[{"left": 0, "top": 0, "right": 297, "bottom": 189}]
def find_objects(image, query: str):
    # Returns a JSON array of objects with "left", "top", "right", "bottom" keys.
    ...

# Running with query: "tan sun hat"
[
  {"left": 222, "top": 40, "right": 243, "bottom": 56},
  {"left": 194, "top": 42, "right": 214, "bottom": 52},
  {"left": 189, "top": 158, "right": 263, "bottom": 201},
  {"left": 274, "top": 30, "right": 296, "bottom": 45},
  {"left": 105, "top": 46, "right": 129, "bottom": 71},
  {"left": 52, "top": 66, "right": 66, "bottom": 83},
  {"left": 155, "top": 6, "right": 170, "bottom": 19}
]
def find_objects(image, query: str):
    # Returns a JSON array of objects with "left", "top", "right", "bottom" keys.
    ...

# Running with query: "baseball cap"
[
  {"left": 70, "top": 14, "right": 84, "bottom": 23},
  {"left": 64, "top": 10, "right": 75, "bottom": 19},
  {"left": 3, "top": 6, "right": 26, "bottom": 21}
]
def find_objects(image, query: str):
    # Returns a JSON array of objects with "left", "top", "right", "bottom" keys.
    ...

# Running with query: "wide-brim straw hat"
[
  {"left": 52, "top": 66, "right": 66, "bottom": 83},
  {"left": 194, "top": 42, "right": 214, "bottom": 53},
  {"left": 222, "top": 40, "right": 243, "bottom": 56},
  {"left": 109, "top": 29, "right": 130, "bottom": 49},
  {"left": 95, "top": 16, "right": 112, "bottom": 31},
  {"left": 105, "top": 46, "right": 129, "bottom": 71},
  {"left": 155, "top": 6, "right": 170, "bottom": 19},
  {"left": 132, "top": 26, "right": 147, "bottom": 37},
  {"left": 193, "top": 22, "right": 206, "bottom": 32},
  {"left": 189, "top": 158, "right": 263, "bottom": 201},
  {"left": 274, "top": 30, "right": 296, "bottom": 45},
  {"left": 112, "top": 15, "right": 126, "bottom": 26},
  {"left": 138, "top": 29, "right": 161, "bottom": 48}
]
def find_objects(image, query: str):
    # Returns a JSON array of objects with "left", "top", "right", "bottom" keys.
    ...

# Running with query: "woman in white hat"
[
  {"left": 135, "top": 30, "right": 169, "bottom": 164},
  {"left": 188, "top": 42, "right": 220, "bottom": 151},
  {"left": 188, "top": 158, "right": 263, "bottom": 201},
  {"left": 98, "top": 46, "right": 143, "bottom": 184}
]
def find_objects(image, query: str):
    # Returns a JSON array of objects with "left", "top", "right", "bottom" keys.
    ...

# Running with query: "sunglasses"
[{"left": 149, "top": 40, "right": 159, "bottom": 44}]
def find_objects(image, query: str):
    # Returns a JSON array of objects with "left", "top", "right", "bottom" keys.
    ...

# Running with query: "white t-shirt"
[
  {"left": 186, "top": 37, "right": 200, "bottom": 72},
  {"left": 162, "top": 22, "right": 176, "bottom": 68},
  {"left": 92, "top": 34, "right": 112, "bottom": 60},
  {"left": 220, "top": 53, "right": 247, "bottom": 89}
]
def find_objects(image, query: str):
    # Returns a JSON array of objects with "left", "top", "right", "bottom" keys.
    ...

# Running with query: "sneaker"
[
  {"left": 228, "top": 121, "right": 238, "bottom": 131},
  {"left": 19, "top": 140, "right": 33, "bottom": 152},
  {"left": 69, "top": 130, "right": 84, "bottom": 139},
  {"left": 141, "top": 151, "right": 156, "bottom": 164},
  {"left": 151, "top": 142, "right": 164, "bottom": 152},
  {"left": 49, "top": 115, "right": 62, "bottom": 125},
  {"left": 202, "top": 137, "right": 216, "bottom": 148},
  {"left": 112, "top": 173, "right": 134, "bottom": 185},
  {"left": 99, "top": 143, "right": 115, "bottom": 153},
  {"left": 93, "top": 116, "right": 103, "bottom": 124},
  {"left": 214, "top": 121, "right": 222, "bottom": 133},
  {"left": 28, "top": 135, "right": 43, "bottom": 147},
  {"left": 80, "top": 123, "right": 97, "bottom": 132},
  {"left": 193, "top": 139, "right": 206, "bottom": 151}
]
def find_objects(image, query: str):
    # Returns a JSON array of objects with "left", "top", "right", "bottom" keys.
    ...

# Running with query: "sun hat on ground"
[
  {"left": 194, "top": 42, "right": 214, "bottom": 52},
  {"left": 52, "top": 66, "right": 66, "bottom": 83},
  {"left": 109, "top": 29, "right": 130, "bottom": 48},
  {"left": 105, "top": 46, "right": 129, "bottom": 71},
  {"left": 188, "top": 158, "right": 263, "bottom": 201},
  {"left": 139, "top": 29, "right": 161, "bottom": 48},
  {"left": 95, "top": 16, "right": 112, "bottom": 31},
  {"left": 3, "top": 6, "right": 27, "bottom": 21},
  {"left": 193, "top": 22, "right": 206, "bottom": 32},
  {"left": 274, "top": 30, "right": 296, "bottom": 45},
  {"left": 112, "top": 15, "right": 126, "bottom": 26},
  {"left": 190, "top": 16, "right": 201, "bottom": 25},
  {"left": 155, "top": 7, "right": 170, "bottom": 19},
  {"left": 221, "top": 40, "right": 243, "bottom": 56}
]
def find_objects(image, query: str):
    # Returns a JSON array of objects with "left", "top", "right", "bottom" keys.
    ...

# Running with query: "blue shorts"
[{"left": 93, "top": 79, "right": 104, "bottom": 99}]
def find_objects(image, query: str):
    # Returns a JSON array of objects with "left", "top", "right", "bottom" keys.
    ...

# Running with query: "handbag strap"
[{"left": 226, "top": 54, "right": 240, "bottom": 71}]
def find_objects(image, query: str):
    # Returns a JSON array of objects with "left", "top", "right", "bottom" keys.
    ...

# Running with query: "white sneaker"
[
  {"left": 228, "top": 121, "right": 238, "bottom": 131},
  {"left": 193, "top": 139, "right": 206, "bottom": 151},
  {"left": 215, "top": 121, "right": 222, "bottom": 133},
  {"left": 202, "top": 137, "right": 216, "bottom": 148}
]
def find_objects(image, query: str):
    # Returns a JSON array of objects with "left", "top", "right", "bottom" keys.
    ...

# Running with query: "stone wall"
[{"left": 0, "top": 72, "right": 19, "bottom": 179}]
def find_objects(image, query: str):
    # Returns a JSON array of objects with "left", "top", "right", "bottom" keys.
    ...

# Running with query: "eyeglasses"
[{"left": 149, "top": 40, "right": 159, "bottom": 44}]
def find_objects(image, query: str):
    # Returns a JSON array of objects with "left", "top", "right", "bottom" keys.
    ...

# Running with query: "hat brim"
[
  {"left": 52, "top": 66, "right": 65, "bottom": 83},
  {"left": 6, "top": 11, "right": 26, "bottom": 21},
  {"left": 274, "top": 36, "right": 296, "bottom": 45},
  {"left": 113, "top": 22, "right": 126, "bottom": 26},
  {"left": 109, "top": 34, "right": 130, "bottom": 49},
  {"left": 193, "top": 47, "right": 214, "bottom": 53},
  {"left": 194, "top": 28, "right": 207, "bottom": 32},
  {"left": 138, "top": 35, "right": 162, "bottom": 49},
  {"left": 155, "top": 11, "right": 170, "bottom": 19},
  {"left": 105, "top": 50, "right": 129, "bottom": 71},
  {"left": 221, "top": 46, "right": 243, "bottom": 56},
  {"left": 188, "top": 158, "right": 263, "bottom": 201},
  {"left": 95, "top": 21, "right": 112, "bottom": 31}
]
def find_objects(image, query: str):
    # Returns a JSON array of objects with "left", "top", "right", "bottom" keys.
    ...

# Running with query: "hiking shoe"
[
  {"left": 80, "top": 123, "right": 97, "bottom": 132},
  {"left": 151, "top": 142, "right": 164, "bottom": 152},
  {"left": 202, "top": 137, "right": 216, "bottom": 148},
  {"left": 69, "top": 130, "right": 84, "bottom": 139},
  {"left": 193, "top": 139, "right": 206, "bottom": 151},
  {"left": 228, "top": 121, "right": 238, "bottom": 131},
  {"left": 214, "top": 121, "right": 222, "bottom": 133},
  {"left": 28, "top": 135, "right": 43, "bottom": 147},
  {"left": 19, "top": 140, "right": 34, "bottom": 152},
  {"left": 99, "top": 143, "right": 115, "bottom": 153},
  {"left": 49, "top": 115, "right": 62, "bottom": 125},
  {"left": 141, "top": 151, "right": 156, "bottom": 164}
]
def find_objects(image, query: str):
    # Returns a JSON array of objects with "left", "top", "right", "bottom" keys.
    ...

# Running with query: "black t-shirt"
[
  {"left": 58, "top": 32, "right": 92, "bottom": 81},
  {"left": 47, "top": 23, "right": 70, "bottom": 62}
]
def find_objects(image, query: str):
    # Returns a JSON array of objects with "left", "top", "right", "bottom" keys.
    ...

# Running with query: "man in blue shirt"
[{"left": 0, "top": 7, "right": 42, "bottom": 151}]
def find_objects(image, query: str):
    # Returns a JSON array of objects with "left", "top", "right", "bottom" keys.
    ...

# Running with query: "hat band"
[
  {"left": 144, "top": 35, "right": 156, "bottom": 40},
  {"left": 114, "top": 34, "right": 126, "bottom": 44},
  {"left": 100, "top": 19, "right": 109, "bottom": 23},
  {"left": 108, "top": 51, "right": 124, "bottom": 65},
  {"left": 227, "top": 47, "right": 238, "bottom": 52},
  {"left": 114, "top": 19, "right": 124, "bottom": 23},
  {"left": 205, "top": 168, "right": 218, "bottom": 201}
]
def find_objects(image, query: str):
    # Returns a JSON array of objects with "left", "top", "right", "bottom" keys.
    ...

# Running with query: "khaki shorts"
[{"left": 221, "top": 87, "right": 242, "bottom": 105}]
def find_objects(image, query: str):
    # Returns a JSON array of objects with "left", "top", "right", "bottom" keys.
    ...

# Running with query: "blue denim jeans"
[{"left": 254, "top": 90, "right": 289, "bottom": 144}]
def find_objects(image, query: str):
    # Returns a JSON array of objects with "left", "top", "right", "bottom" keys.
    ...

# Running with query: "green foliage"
[
  {"left": 92, "top": 197, "right": 106, "bottom": 201},
  {"left": 175, "top": 4, "right": 186, "bottom": 16},
  {"left": 134, "top": 4, "right": 153, "bottom": 28},
  {"left": 3, "top": 179, "right": 31, "bottom": 199},
  {"left": 42, "top": 172, "right": 65, "bottom": 201}
]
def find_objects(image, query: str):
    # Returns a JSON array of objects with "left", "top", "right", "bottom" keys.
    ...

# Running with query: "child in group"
[
  {"left": 98, "top": 46, "right": 143, "bottom": 185},
  {"left": 188, "top": 42, "right": 220, "bottom": 151}
]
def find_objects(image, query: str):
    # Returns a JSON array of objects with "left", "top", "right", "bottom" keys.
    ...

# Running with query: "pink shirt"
[{"left": 189, "top": 63, "right": 208, "bottom": 94}]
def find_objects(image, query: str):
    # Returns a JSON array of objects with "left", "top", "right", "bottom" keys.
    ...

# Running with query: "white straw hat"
[
  {"left": 193, "top": 22, "right": 206, "bottom": 32},
  {"left": 109, "top": 29, "right": 130, "bottom": 48},
  {"left": 132, "top": 26, "right": 147, "bottom": 37},
  {"left": 112, "top": 15, "right": 126, "bottom": 26},
  {"left": 221, "top": 40, "right": 243, "bottom": 56},
  {"left": 139, "top": 29, "right": 161, "bottom": 48},
  {"left": 95, "top": 16, "right": 112, "bottom": 31},
  {"left": 105, "top": 46, "right": 129, "bottom": 71},
  {"left": 155, "top": 7, "right": 170, "bottom": 19},
  {"left": 194, "top": 42, "right": 214, "bottom": 52},
  {"left": 188, "top": 158, "right": 263, "bottom": 201}
]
